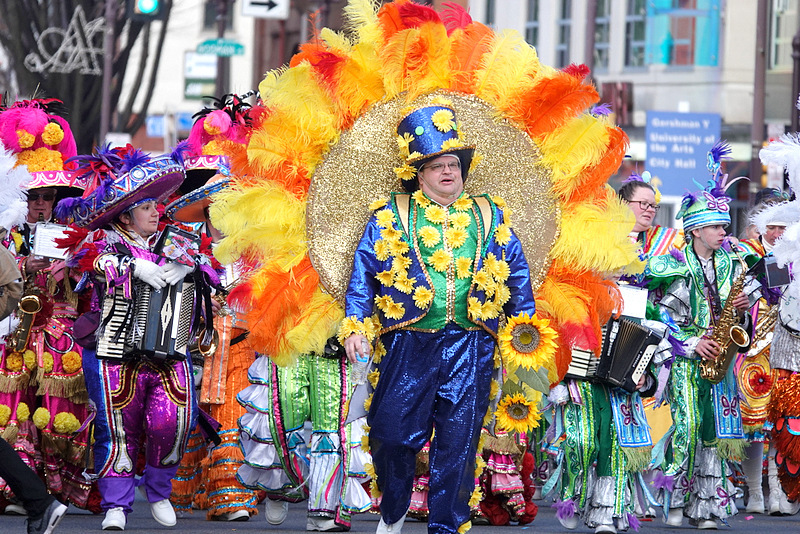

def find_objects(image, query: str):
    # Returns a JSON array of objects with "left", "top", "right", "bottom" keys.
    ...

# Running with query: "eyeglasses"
[
  {"left": 630, "top": 200, "right": 660, "bottom": 212},
  {"left": 27, "top": 193, "right": 55, "bottom": 202},
  {"left": 422, "top": 161, "right": 461, "bottom": 172}
]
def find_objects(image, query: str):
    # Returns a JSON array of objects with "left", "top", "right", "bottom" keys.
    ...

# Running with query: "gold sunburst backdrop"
[
  {"left": 210, "top": 0, "right": 640, "bottom": 375},
  {"left": 308, "top": 90, "right": 559, "bottom": 303}
]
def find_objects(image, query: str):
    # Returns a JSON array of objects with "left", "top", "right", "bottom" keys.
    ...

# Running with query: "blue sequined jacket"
[{"left": 344, "top": 192, "right": 536, "bottom": 338}]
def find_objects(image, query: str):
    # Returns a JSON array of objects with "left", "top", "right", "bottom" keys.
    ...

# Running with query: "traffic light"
[{"left": 129, "top": 0, "right": 165, "bottom": 21}]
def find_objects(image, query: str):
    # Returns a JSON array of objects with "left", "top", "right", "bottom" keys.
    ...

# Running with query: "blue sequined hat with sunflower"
[{"left": 394, "top": 103, "right": 476, "bottom": 191}]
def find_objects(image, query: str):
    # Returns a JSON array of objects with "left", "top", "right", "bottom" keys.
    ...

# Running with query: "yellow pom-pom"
[
  {"left": 22, "top": 350, "right": 36, "bottom": 370},
  {"left": 5, "top": 352, "right": 23, "bottom": 372},
  {"left": 16, "top": 147, "right": 63, "bottom": 172},
  {"left": 361, "top": 434, "right": 370, "bottom": 452},
  {"left": 53, "top": 412, "right": 80, "bottom": 434},
  {"left": 42, "top": 123, "right": 65, "bottom": 146},
  {"left": 17, "top": 130, "right": 35, "bottom": 149},
  {"left": 204, "top": 120, "right": 222, "bottom": 136},
  {"left": 61, "top": 351, "right": 82, "bottom": 374},
  {"left": 365, "top": 462, "right": 376, "bottom": 479},
  {"left": 43, "top": 352, "right": 54, "bottom": 373},
  {"left": 0, "top": 404, "right": 11, "bottom": 426},
  {"left": 468, "top": 487, "right": 482, "bottom": 508},
  {"left": 16, "top": 402, "right": 30, "bottom": 423},
  {"left": 33, "top": 407, "right": 51, "bottom": 430}
]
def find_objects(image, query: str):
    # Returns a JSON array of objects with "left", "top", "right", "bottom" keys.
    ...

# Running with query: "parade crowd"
[{"left": 3, "top": 2, "right": 800, "bottom": 534}]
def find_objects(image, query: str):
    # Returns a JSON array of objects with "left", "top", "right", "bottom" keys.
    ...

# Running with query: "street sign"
[
  {"left": 196, "top": 38, "right": 244, "bottom": 57},
  {"left": 184, "top": 51, "right": 217, "bottom": 99},
  {"left": 645, "top": 111, "right": 721, "bottom": 196},
  {"left": 241, "top": 0, "right": 289, "bottom": 20},
  {"left": 146, "top": 116, "right": 165, "bottom": 138}
]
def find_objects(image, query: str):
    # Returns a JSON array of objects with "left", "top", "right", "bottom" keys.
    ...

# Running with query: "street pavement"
[{"left": 2, "top": 494, "right": 800, "bottom": 534}]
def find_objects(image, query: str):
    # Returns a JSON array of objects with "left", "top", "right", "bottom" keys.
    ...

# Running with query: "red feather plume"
[{"left": 441, "top": 2, "right": 472, "bottom": 34}]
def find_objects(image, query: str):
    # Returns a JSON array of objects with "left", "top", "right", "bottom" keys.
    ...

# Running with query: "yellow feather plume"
[
  {"left": 333, "top": 42, "right": 385, "bottom": 118},
  {"left": 550, "top": 190, "right": 641, "bottom": 273},
  {"left": 259, "top": 64, "right": 339, "bottom": 150},
  {"left": 320, "top": 28, "right": 353, "bottom": 53},
  {"left": 381, "top": 27, "right": 421, "bottom": 98},
  {"left": 282, "top": 290, "right": 345, "bottom": 364},
  {"left": 539, "top": 114, "right": 610, "bottom": 194},
  {"left": 209, "top": 182, "right": 306, "bottom": 265},
  {"left": 536, "top": 277, "right": 592, "bottom": 329},
  {"left": 343, "top": 0, "right": 382, "bottom": 46},
  {"left": 473, "top": 30, "right": 539, "bottom": 109}
]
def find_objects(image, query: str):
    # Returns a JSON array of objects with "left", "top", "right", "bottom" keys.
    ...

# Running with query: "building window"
[
  {"left": 770, "top": 0, "right": 798, "bottom": 70},
  {"left": 594, "top": 0, "right": 611, "bottom": 69},
  {"left": 486, "top": 0, "right": 495, "bottom": 26},
  {"left": 645, "top": 0, "right": 720, "bottom": 67},
  {"left": 203, "top": 0, "right": 234, "bottom": 31},
  {"left": 556, "top": 0, "right": 572, "bottom": 67},
  {"left": 625, "top": 0, "right": 647, "bottom": 67},
  {"left": 525, "top": 0, "right": 539, "bottom": 47}
]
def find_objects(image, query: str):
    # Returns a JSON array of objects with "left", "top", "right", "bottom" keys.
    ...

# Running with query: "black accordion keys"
[
  {"left": 97, "top": 279, "right": 195, "bottom": 361},
  {"left": 566, "top": 317, "right": 660, "bottom": 393}
]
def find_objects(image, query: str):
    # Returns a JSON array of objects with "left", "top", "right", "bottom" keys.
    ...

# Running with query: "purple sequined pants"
[{"left": 83, "top": 348, "right": 196, "bottom": 512}]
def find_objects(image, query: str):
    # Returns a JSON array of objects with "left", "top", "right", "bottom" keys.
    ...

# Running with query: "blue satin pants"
[{"left": 368, "top": 324, "right": 495, "bottom": 534}]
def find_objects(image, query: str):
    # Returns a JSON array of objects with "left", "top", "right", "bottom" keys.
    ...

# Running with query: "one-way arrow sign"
[{"left": 242, "top": 0, "right": 289, "bottom": 20}]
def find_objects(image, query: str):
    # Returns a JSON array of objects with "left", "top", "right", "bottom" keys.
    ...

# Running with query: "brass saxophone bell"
[
  {"left": 11, "top": 294, "right": 42, "bottom": 352},
  {"left": 197, "top": 327, "right": 220, "bottom": 358},
  {"left": 729, "top": 325, "right": 750, "bottom": 348}
]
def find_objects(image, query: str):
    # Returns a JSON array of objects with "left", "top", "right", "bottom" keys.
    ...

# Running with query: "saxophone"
[
  {"left": 699, "top": 250, "right": 751, "bottom": 384},
  {"left": 9, "top": 293, "right": 42, "bottom": 352}
]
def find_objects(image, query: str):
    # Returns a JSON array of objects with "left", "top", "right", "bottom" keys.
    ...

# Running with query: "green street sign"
[{"left": 196, "top": 38, "right": 244, "bottom": 57}]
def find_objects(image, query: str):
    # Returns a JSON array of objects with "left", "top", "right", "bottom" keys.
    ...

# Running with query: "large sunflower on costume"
[{"left": 209, "top": 0, "right": 639, "bottom": 381}]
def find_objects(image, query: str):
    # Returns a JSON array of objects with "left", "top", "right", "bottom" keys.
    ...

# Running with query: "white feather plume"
[
  {"left": 751, "top": 200, "right": 800, "bottom": 234},
  {"left": 760, "top": 133, "right": 800, "bottom": 193},
  {"left": 0, "top": 141, "right": 31, "bottom": 230}
]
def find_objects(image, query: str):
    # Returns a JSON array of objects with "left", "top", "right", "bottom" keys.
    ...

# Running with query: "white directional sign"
[{"left": 242, "top": 0, "right": 289, "bottom": 20}]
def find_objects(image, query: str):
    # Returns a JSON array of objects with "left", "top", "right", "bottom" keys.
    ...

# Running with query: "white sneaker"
[
  {"left": 557, "top": 515, "right": 579, "bottom": 530},
  {"left": 265, "top": 499, "right": 288, "bottom": 525},
  {"left": 746, "top": 490, "right": 765, "bottom": 513},
  {"left": 307, "top": 516, "right": 346, "bottom": 532},
  {"left": 665, "top": 507, "right": 683, "bottom": 527},
  {"left": 5, "top": 503, "right": 26, "bottom": 515},
  {"left": 696, "top": 519, "right": 718, "bottom": 529},
  {"left": 595, "top": 525, "right": 616, "bottom": 533},
  {"left": 102, "top": 507, "right": 126, "bottom": 531},
  {"left": 149, "top": 499, "right": 176, "bottom": 527},
  {"left": 780, "top": 495, "right": 800, "bottom": 516},
  {"left": 220, "top": 509, "right": 250, "bottom": 521},
  {"left": 376, "top": 513, "right": 407, "bottom": 534}
]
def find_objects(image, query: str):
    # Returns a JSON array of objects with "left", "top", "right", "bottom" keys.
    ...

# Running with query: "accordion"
[
  {"left": 96, "top": 279, "right": 195, "bottom": 361},
  {"left": 566, "top": 317, "right": 661, "bottom": 393}
]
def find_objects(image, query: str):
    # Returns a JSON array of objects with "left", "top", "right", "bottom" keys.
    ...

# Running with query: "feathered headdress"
[
  {"left": 208, "top": 0, "right": 638, "bottom": 401},
  {"left": 676, "top": 140, "right": 747, "bottom": 233},
  {"left": 0, "top": 141, "right": 33, "bottom": 230}
]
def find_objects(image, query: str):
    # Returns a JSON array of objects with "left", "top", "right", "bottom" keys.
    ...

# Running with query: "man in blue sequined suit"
[{"left": 341, "top": 104, "right": 536, "bottom": 534}]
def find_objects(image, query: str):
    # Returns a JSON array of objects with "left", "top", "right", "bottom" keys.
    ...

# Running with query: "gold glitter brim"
[{"left": 307, "top": 90, "right": 560, "bottom": 305}]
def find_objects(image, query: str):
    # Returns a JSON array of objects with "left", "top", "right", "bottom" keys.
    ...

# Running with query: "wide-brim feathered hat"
[
  {"left": 166, "top": 173, "right": 231, "bottom": 223},
  {"left": 0, "top": 99, "right": 87, "bottom": 198},
  {"left": 55, "top": 144, "right": 185, "bottom": 230},
  {"left": 394, "top": 102, "right": 475, "bottom": 191},
  {"left": 676, "top": 141, "right": 744, "bottom": 234}
]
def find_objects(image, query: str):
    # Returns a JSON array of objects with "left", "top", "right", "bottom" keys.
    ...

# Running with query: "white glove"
[
  {"left": 162, "top": 262, "right": 193, "bottom": 285},
  {"left": 133, "top": 258, "right": 166, "bottom": 289}
]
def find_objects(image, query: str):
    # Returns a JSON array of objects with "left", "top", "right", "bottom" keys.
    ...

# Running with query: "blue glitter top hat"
[{"left": 394, "top": 104, "right": 475, "bottom": 189}]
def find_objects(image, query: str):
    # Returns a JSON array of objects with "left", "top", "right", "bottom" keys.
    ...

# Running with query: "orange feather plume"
[
  {"left": 241, "top": 257, "right": 320, "bottom": 359},
  {"left": 377, "top": 0, "right": 410, "bottom": 42},
  {"left": 448, "top": 23, "right": 493, "bottom": 93},
  {"left": 565, "top": 125, "right": 628, "bottom": 204},
  {"left": 508, "top": 72, "right": 598, "bottom": 139}
]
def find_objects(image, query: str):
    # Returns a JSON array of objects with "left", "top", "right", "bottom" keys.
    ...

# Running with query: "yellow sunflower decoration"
[
  {"left": 495, "top": 392, "right": 542, "bottom": 434},
  {"left": 209, "top": 0, "right": 639, "bottom": 389}
]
